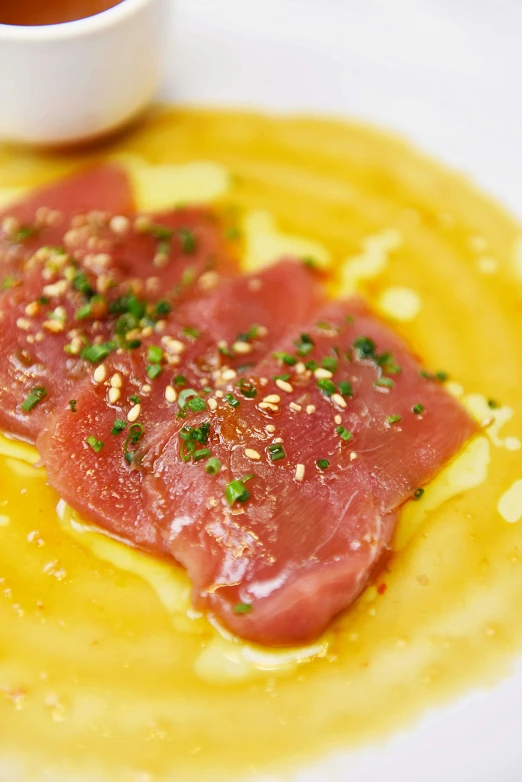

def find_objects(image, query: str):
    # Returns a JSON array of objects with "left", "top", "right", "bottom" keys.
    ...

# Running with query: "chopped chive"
[
  {"left": 353, "top": 336, "right": 376, "bottom": 359},
  {"left": 345, "top": 315, "right": 354, "bottom": 324},
  {"left": 273, "top": 351, "right": 297, "bottom": 366},
  {"left": 20, "top": 386, "right": 47, "bottom": 412},
  {"left": 177, "top": 228, "right": 196, "bottom": 254},
  {"left": 154, "top": 299, "right": 171, "bottom": 316},
  {"left": 183, "top": 326, "right": 200, "bottom": 340},
  {"left": 321, "top": 356, "right": 338, "bottom": 373},
  {"left": 316, "top": 320, "right": 334, "bottom": 331},
  {"left": 487, "top": 399, "right": 500, "bottom": 409},
  {"left": 149, "top": 225, "right": 174, "bottom": 241},
  {"left": 193, "top": 447, "right": 211, "bottom": 461},
  {"left": 178, "top": 388, "right": 200, "bottom": 408},
  {"left": 273, "top": 373, "right": 290, "bottom": 382},
  {"left": 205, "top": 457, "right": 221, "bottom": 475},
  {"left": 339, "top": 381, "right": 353, "bottom": 397},
  {"left": 233, "top": 603, "right": 252, "bottom": 615},
  {"left": 225, "top": 478, "right": 251, "bottom": 505},
  {"left": 387, "top": 415, "right": 402, "bottom": 425},
  {"left": 238, "top": 379, "right": 257, "bottom": 399},
  {"left": 38, "top": 296, "right": 50, "bottom": 305},
  {"left": 294, "top": 333, "right": 314, "bottom": 356},
  {"left": 81, "top": 342, "right": 114, "bottom": 363},
  {"left": 317, "top": 378, "right": 336, "bottom": 397},
  {"left": 435, "top": 370, "right": 449, "bottom": 382},
  {"left": 68, "top": 399, "right": 77, "bottom": 413},
  {"left": 374, "top": 377, "right": 394, "bottom": 389},
  {"left": 14, "top": 226, "right": 38, "bottom": 242},
  {"left": 301, "top": 256, "right": 319, "bottom": 269},
  {"left": 237, "top": 324, "right": 261, "bottom": 342},
  {"left": 125, "top": 339, "right": 142, "bottom": 350},
  {"left": 124, "top": 423, "right": 145, "bottom": 464},
  {"left": 173, "top": 374, "right": 187, "bottom": 387},
  {"left": 147, "top": 345, "right": 163, "bottom": 364},
  {"left": 72, "top": 271, "right": 94, "bottom": 298},
  {"left": 268, "top": 443, "right": 286, "bottom": 462},
  {"left": 226, "top": 226, "right": 241, "bottom": 240},
  {"left": 413, "top": 488, "right": 425, "bottom": 500},
  {"left": 2, "top": 275, "right": 18, "bottom": 290},
  {"left": 412, "top": 403, "right": 424, "bottom": 415},
  {"left": 336, "top": 425, "right": 352, "bottom": 441},
  {"left": 179, "top": 422, "right": 211, "bottom": 461},
  {"left": 305, "top": 359, "right": 318, "bottom": 371},
  {"left": 146, "top": 364, "right": 162, "bottom": 380},
  {"left": 85, "top": 435, "right": 104, "bottom": 453},
  {"left": 316, "top": 459, "right": 330, "bottom": 470},
  {"left": 129, "top": 394, "right": 141, "bottom": 404},
  {"left": 187, "top": 397, "right": 206, "bottom": 412},
  {"left": 111, "top": 419, "right": 127, "bottom": 435},
  {"left": 224, "top": 393, "right": 240, "bottom": 409}
]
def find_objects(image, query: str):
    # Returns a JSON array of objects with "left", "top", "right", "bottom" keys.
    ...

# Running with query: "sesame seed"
[
  {"left": 108, "top": 387, "right": 121, "bottom": 404},
  {"left": 162, "top": 337, "right": 185, "bottom": 354},
  {"left": 295, "top": 464, "right": 305, "bottom": 482},
  {"left": 2, "top": 216, "right": 19, "bottom": 235},
  {"left": 198, "top": 270, "right": 220, "bottom": 291},
  {"left": 331, "top": 393, "right": 347, "bottom": 409},
  {"left": 141, "top": 326, "right": 153, "bottom": 338},
  {"left": 257, "top": 325, "right": 268, "bottom": 337},
  {"left": 334, "top": 414, "right": 342, "bottom": 425},
  {"left": 127, "top": 404, "right": 141, "bottom": 423},
  {"left": 155, "top": 320, "right": 167, "bottom": 332},
  {"left": 64, "top": 228, "right": 81, "bottom": 247},
  {"left": 26, "top": 335, "right": 35, "bottom": 344},
  {"left": 265, "top": 424, "right": 276, "bottom": 433},
  {"left": 43, "top": 280, "right": 68, "bottom": 298},
  {"left": 259, "top": 402, "right": 279, "bottom": 412},
  {"left": 134, "top": 215, "right": 152, "bottom": 232},
  {"left": 109, "top": 215, "right": 130, "bottom": 234},
  {"left": 43, "top": 320, "right": 64, "bottom": 333},
  {"left": 93, "top": 365, "right": 107, "bottom": 384},
  {"left": 259, "top": 377, "right": 268, "bottom": 387},
  {"left": 306, "top": 404, "right": 316, "bottom": 415},
  {"left": 110, "top": 373, "right": 122, "bottom": 388},
  {"left": 68, "top": 337, "right": 83, "bottom": 354},
  {"left": 289, "top": 402, "right": 302, "bottom": 412},
  {"left": 350, "top": 451, "right": 358, "bottom": 461},
  {"left": 215, "top": 390, "right": 224, "bottom": 398},
  {"left": 273, "top": 437, "right": 283, "bottom": 444},
  {"left": 207, "top": 397, "right": 217, "bottom": 411},
  {"left": 92, "top": 253, "right": 111, "bottom": 269},
  {"left": 165, "top": 385, "right": 177, "bottom": 403},
  {"left": 141, "top": 384, "right": 152, "bottom": 395},
  {"left": 263, "top": 394, "right": 280, "bottom": 404},
  {"left": 153, "top": 252, "right": 169, "bottom": 269},
  {"left": 315, "top": 368, "right": 333, "bottom": 380},
  {"left": 221, "top": 369, "right": 237, "bottom": 382},
  {"left": 276, "top": 378, "right": 293, "bottom": 394},
  {"left": 96, "top": 274, "right": 113, "bottom": 294},
  {"left": 24, "top": 301, "right": 39, "bottom": 317},
  {"left": 295, "top": 362, "right": 306, "bottom": 375},
  {"left": 245, "top": 448, "right": 261, "bottom": 461},
  {"left": 35, "top": 332, "right": 44, "bottom": 343},
  {"left": 54, "top": 306, "right": 67, "bottom": 320},
  {"left": 232, "top": 341, "right": 252, "bottom": 354}
]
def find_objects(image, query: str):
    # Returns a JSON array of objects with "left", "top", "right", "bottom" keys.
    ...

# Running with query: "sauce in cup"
[{"left": 0, "top": 0, "right": 123, "bottom": 26}]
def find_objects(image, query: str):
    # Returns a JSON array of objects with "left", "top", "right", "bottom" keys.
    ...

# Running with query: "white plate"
[{"left": 162, "top": 2, "right": 522, "bottom": 780}]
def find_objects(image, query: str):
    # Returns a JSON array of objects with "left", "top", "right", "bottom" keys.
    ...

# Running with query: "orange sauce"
[{"left": 0, "top": 0, "right": 123, "bottom": 26}]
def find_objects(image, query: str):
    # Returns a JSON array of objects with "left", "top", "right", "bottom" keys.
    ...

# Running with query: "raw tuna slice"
[
  {"left": 138, "top": 298, "right": 478, "bottom": 645},
  {"left": 38, "top": 260, "right": 322, "bottom": 551},
  {"left": 0, "top": 164, "right": 134, "bottom": 288},
  {"left": 0, "top": 208, "right": 237, "bottom": 442}
]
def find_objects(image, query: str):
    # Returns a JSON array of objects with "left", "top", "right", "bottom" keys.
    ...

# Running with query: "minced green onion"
[
  {"left": 183, "top": 326, "right": 200, "bottom": 340},
  {"left": 336, "top": 425, "right": 352, "bottom": 441},
  {"left": 237, "top": 324, "right": 261, "bottom": 342},
  {"left": 375, "top": 377, "right": 394, "bottom": 389},
  {"left": 146, "top": 364, "right": 162, "bottom": 380},
  {"left": 68, "top": 399, "right": 77, "bottom": 413},
  {"left": 317, "top": 378, "right": 336, "bottom": 397},
  {"left": 412, "top": 403, "right": 424, "bottom": 415},
  {"left": 205, "top": 457, "right": 221, "bottom": 475},
  {"left": 294, "top": 333, "right": 314, "bottom": 356},
  {"left": 353, "top": 336, "right": 376, "bottom": 359},
  {"left": 273, "top": 373, "right": 290, "bottom": 382},
  {"left": 387, "top": 415, "right": 402, "bottom": 425},
  {"left": 85, "top": 435, "right": 104, "bottom": 453},
  {"left": 129, "top": 394, "right": 141, "bottom": 405},
  {"left": 413, "top": 488, "right": 425, "bottom": 500},
  {"left": 187, "top": 397, "right": 206, "bottom": 412},
  {"left": 268, "top": 443, "right": 286, "bottom": 462},
  {"left": 238, "top": 379, "right": 257, "bottom": 399},
  {"left": 20, "top": 386, "right": 47, "bottom": 412},
  {"left": 233, "top": 603, "right": 252, "bottom": 614},
  {"left": 124, "top": 423, "right": 144, "bottom": 463},
  {"left": 487, "top": 399, "right": 500, "bottom": 410},
  {"left": 305, "top": 359, "right": 318, "bottom": 371},
  {"left": 224, "top": 393, "right": 240, "bottom": 409},
  {"left": 193, "top": 448, "right": 211, "bottom": 461},
  {"left": 225, "top": 477, "right": 252, "bottom": 505},
  {"left": 178, "top": 388, "right": 200, "bottom": 408},
  {"left": 72, "top": 271, "right": 94, "bottom": 298},
  {"left": 81, "top": 342, "right": 114, "bottom": 363},
  {"left": 177, "top": 228, "right": 196, "bottom": 254},
  {"left": 173, "top": 374, "right": 187, "bottom": 387},
  {"left": 147, "top": 345, "right": 163, "bottom": 364},
  {"left": 111, "top": 419, "right": 127, "bottom": 435},
  {"left": 339, "top": 381, "right": 353, "bottom": 397},
  {"left": 274, "top": 352, "right": 297, "bottom": 366},
  {"left": 125, "top": 339, "right": 142, "bottom": 350},
  {"left": 317, "top": 459, "right": 330, "bottom": 470},
  {"left": 321, "top": 356, "right": 338, "bottom": 373},
  {"left": 155, "top": 299, "right": 171, "bottom": 316}
]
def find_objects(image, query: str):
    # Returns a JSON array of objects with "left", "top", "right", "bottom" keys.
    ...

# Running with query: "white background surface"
[{"left": 164, "top": 2, "right": 522, "bottom": 780}]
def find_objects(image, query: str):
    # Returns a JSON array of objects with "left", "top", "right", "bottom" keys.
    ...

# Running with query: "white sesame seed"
[
  {"left": 295, "top": 464, "right": 305, "bottom": 482},
  {"left": 26, "top": 335, "right": 35, "bottom": 344},
  {"left": 245, "top": 448, "right": 261, "bottom": 461},
  {"left": 198, "top": 270, "right": 220, "bottom": 291},
  {"left": 306, "top": 404, "right": 316, "bottom": 415},
  {"left": 215, "top": 390, "right": 224, "bottom": 398},
  {"left": 141, "top": 384, "right": 152, "bottom": 395},
  {"left": 257, "top": 325, "right": 268, "bottom": 337},
  {"left": 276, "top": 378, "right": 293, "bottom": 394},
  {"left": 273, "top": 437, "right": 283, "bottom": 444},
  {"left": 350, "top": 451, "right": 357, "bottom": 461},
  {"left": 314, "top": 367, "right": 333, "bottom": 379},
  {"left": 93, "top": 365, "right": 107, "bottom": 384},
  {"left": 207, "top": 397, "right": 217, "bottom": 411},
  {"left": 259, "top": 377, "right": 268, "bottom": 386},
  {"left": 43, "top": 319, "right": 64, "bottom": 333},
  {"left": 68, "top": 337, "right": 82, "bottom": 354},
  {"left": 294, "top": 362, "right": 306, "bottom": 374},
  {"left": 109, "top": 215, "right": 130, "bottom": 235},
  {"left": 35, "top": 332, "right": 44, "bottom": 343},
  {"left": 232, "top": 341, "right": 252, "bottom": 354},
  {"left": 334, "top": 414, "right": 342, "bottom": 425},
  {"left": 259, "top": 402, "right": 279, "bottom": 412},
  {"left": 110, "top": 372, "right": 122, "bottom": 388},
  {"left": 24, "top": 301, "right": 39, "bottom": 317},
  {"left": 92, "top": 253, "right": 111, "bottom": 268},
  {"left": 221, "top": 369, "right": 237, "bottom": 382},
  {"left": 141, "top": 326, "right": 153, "bottom": 338},
  {"left": 43, "top": 280, "right": 68, "bottom": 298},
  {"left": 153, "top": 252, "right": 169, "bottom": 269},
  {"left": 332, "top": 393, "right": 347, "bottom": 409},
  {"left": 162, "top": 337, "right": 185, "bottom": 354},
  {"left": 265, "top": 424, "right": 276, "bottom": 433},
  {"left": 134, "top": 215, "right": 152, "bottom": 232},
  {"left": 263, "top": 394, "right": 280, "bottom": 404},
  {"left": 165, "top": 385, "right": 177, "bottom": 403},
  {"left": 108, "top": 387, "right": 121, "bottom": 404},
  {"left": 289, "top": 402, "right": 302, "bottom": 412},
  {"left": 127, "top": 404, "right": 141, "bottom": 423},
  {"left": 2, "top": 216, "right": 19, "bottom": 235}
]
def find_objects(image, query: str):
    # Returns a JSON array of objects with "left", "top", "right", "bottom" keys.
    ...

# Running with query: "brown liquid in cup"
[{"left": 0, "top": 0, "right": 124, "bottom": 26}]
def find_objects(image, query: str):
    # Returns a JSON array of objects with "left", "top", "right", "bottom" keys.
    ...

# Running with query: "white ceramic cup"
[{"left": 0, "top": 0, "right": 169, "bottom": 146}]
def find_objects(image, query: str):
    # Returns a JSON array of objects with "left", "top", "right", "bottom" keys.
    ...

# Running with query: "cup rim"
[{"left": 0, "top": 0, "right": 152, "bottom": 40}]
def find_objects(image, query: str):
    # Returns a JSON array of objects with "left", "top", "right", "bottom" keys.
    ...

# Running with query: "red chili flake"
[{"left": 377, "top": 583, "right": 387, "bottom": 596}]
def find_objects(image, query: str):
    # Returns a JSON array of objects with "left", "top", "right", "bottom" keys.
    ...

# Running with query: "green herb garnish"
[
  {"left": 317, "top": 378, "right": 336, "bottom": 397},
  {"left": 85, "top": 435, "right": 104, "bottom": 453},
  {"left": 268, "top": 443, "right": 286, "bottom": 461},
  {"left": 336, "top": 425, "right": 352, "bottom": 441},
  {"left": 316, "top": 459, "right": 330, "bottom": 470},
  {"left": 205, "top": 457, "right": 221, "bottom": 475},
  {"left": 111, "top": 419, "right": 127, "bottom": 435},
  {"left": 20, "top": 387, "right": 47, "bottom": 412}
]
